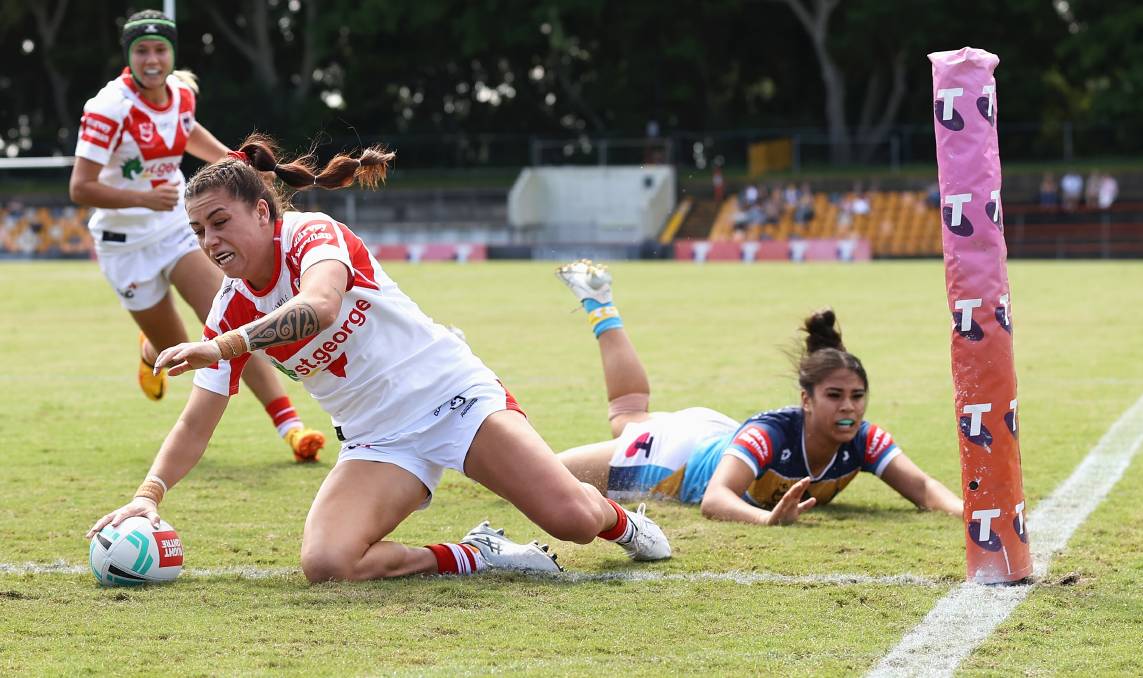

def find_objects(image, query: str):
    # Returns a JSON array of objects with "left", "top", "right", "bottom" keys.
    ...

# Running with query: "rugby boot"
[
  {"left": 285, "top": 427, "right": 325, "bottom": 463},
  {"left": 460, "top": 521, "right": 563, "bottom": 573}
]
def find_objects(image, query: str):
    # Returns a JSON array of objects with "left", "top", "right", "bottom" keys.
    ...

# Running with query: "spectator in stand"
[
  {"left": 16, "top": 224, "right": 37, "bottom": 255},
  {"left": 793, "top": 192, "right": 815, "bottom": 228},
  {"left": 732, "top": 184, "right": 753, "bottom": 240},
  {"left": 744, "top": 183, "right": 759, "bottom": 207},
  {"left": 46, "top": 219, "right": 65, "bottom": 256},
  {"left": 1084, "top": 170, "right": 1102, "bottom": 208},
  {"left": 1060, "top": 171, "right": 1083, "bottom": 211},
  {"left": 762, "top": 193, "right": 782, "bottom": 227},
  {"left": 1038, "top": 173, "right": 1060, "bottom": 208},
  {"left": 6, "top": 199, "right": 25, "bottom": 220},
  {"left": 835, "top": 195, "right": 855, "bottom": 236},
  {"left": 0, "top": 211, "right": 16, "bottom": 252},
  {"left": 852, "top": 191, "right": 871, "bottom": 217},
  {"left": 712, "top": 162, "right": 725, "bottom": 203},
  {"left": 783, "top": 182, "right": 799, "bottom": 207},
  {"left": 1098, "top": 173, "right": 1119, "bottom": 210},
  {"left": 926, "top": 182, "right": 941, "bottom": 209},
  {"left": 733, "top": 184, "right": 763, "bottom": 241}
]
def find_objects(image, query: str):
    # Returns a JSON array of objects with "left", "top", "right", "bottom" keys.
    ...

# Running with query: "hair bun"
[{"left": 802, "top": 308, "right": 845, "bottom": 354}]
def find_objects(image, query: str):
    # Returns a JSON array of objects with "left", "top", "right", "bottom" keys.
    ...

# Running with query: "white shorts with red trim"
[
  {"left": 96, "top": 227, "right": 200, "bottom": 311},
  {"left": 335, "top": 380, "right": 524, "bottom": 507}
]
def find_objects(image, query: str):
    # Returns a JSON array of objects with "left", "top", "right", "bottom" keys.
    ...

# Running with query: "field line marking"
[
  {"left": 0, "top": 560, "right": 939, "bottom": 587},
  {"left": 868, "top": 391, "right": 1143, "bottom": 678}
]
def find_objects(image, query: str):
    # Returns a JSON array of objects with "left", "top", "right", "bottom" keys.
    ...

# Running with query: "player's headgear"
[{"left": 121, "top": 10, "right": 177, "bottom": 81}]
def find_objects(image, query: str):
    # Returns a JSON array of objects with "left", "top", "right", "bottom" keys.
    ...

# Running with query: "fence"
[{"left": 321, "top": 120, "right": 1133, "bottom": 172}]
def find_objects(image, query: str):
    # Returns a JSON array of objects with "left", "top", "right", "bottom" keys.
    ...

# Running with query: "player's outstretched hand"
[
  {"left": 765, "top": 477, "right": 816, "bottom": 526},
  {"left": 155, "top": 340, "right": 224, "bottom": 377},
  {"left": 86, "top": 498, "right": 161, "bottom": 539}
]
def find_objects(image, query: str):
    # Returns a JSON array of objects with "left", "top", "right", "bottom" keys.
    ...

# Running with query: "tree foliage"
[{"left": 0, "top": 0, "right": 1135, "bottom": 164}]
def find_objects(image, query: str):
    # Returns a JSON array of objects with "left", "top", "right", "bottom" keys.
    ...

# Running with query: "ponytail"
[
  {"left": 186, "top": 133, "right": 395, "bottom": 222},
  {"left": 172, "top": 69, "right": 199, "bottom": 94},
  {"left": 235, "top": 134, "right": 394, "bottom": 192}
]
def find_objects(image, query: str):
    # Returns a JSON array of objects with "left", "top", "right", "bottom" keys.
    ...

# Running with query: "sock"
[
  {"left": 265, "top": 396, "right": 302, "bottom": 437},
  {"left": 597, "top": 499, "right": 634, "bottom": 542},
  {"left": 583, "top": 299, "right": 623, "bottom": 338},
  {"left": 426, "top": 543, "right": 484, "bottom": 575}
]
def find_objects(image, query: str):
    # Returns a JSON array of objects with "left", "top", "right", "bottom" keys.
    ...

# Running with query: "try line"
[
  {"left": 0, "top": 560, "right": 939, "bottom": 587},
  {"left": 868, "top": 391, "right": 1143, "bottom": 677}
]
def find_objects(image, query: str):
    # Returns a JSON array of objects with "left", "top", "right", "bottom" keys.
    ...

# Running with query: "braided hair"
[{"left": 185, "top": 133, "right": 395, "bottom": 221}]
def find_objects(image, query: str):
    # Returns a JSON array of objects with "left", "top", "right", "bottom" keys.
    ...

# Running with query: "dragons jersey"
[
  {"left": 75, "top": 68, "right": 197, "bottom": 252},
  {"left": 675, "top": 407, "right": 901, "bottom": 509},
  {"left": 193, "top": 212, "right": 498, "bottom": 439}
]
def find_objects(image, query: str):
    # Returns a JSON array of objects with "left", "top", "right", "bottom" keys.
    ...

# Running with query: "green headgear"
[{"left": 121, "top": 10, "right": 177, "bottom": 84}]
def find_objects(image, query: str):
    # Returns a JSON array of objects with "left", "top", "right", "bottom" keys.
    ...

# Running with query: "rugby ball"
[{"left": 89, "top": 516, "right": 184, "bottom": 586}]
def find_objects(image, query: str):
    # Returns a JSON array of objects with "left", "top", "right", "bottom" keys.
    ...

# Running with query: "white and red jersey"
[
  {"left": 75, "top": 68, "right": 197, "bottom": 252},
  {"left": 193, "top": 212, "right": 498, "bottom": 440}
]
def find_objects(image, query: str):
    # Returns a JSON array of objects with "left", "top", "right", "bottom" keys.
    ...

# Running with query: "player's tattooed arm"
[
  {"left": 245, "top": 302, "right": 322, "bottom": 350},
  {"left": 234, "top": 260, "right": 349, "bottom": 353}
]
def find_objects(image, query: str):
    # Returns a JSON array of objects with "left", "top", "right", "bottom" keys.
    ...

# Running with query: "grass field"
[{"left": 1, "top": 259, "right": 1142, "bottom": 676}]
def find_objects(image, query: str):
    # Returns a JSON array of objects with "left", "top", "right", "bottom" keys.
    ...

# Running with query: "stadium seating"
[
  {"left": 694, "top": 190, "right": 943, "bottom": 257},
  {"left": 0, "top": 205, "right": 92, "bottom": 257},
  {"left": 3, "top": 192, "right": 1140, "bottom": 261}
]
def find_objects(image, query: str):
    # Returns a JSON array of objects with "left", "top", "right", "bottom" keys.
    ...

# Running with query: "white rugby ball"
[{"left": 89, "top": 516, "right": 184, "bottom": 586}]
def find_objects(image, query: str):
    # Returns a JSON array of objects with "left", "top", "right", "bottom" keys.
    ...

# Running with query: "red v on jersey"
[{"left": 117, "top": 71, "right": 193, "bottom": 161}]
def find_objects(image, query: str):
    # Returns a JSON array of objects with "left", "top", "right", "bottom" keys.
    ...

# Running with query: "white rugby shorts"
[
  {"left": 607, "top": 407, "right": 739, "bottom": 499},
  {"left": 336, "top": 380, "right": 524, "bottom": 507},
  {"left": 96, "top": 227, "right": 200, "bottom": 311}
]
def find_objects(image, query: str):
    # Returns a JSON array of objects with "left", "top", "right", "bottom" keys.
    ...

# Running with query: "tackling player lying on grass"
[
  {"left": 554, "top": 260, "right": 963, "bottom": 526},
  {"left": 87, "top": 136, "right": 671, "bottom": 582}
]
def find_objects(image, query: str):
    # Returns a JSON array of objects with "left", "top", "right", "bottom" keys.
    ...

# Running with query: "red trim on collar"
[
  {"left": 120, "top": 67, "right": 174, "bottom": 113},
  {"left": 246, "top": 218, "right": 284, "bottom": 298}
]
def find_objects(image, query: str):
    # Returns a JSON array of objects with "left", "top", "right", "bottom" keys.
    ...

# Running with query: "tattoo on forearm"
[{"left": 246, "top": 302, "right": 321, "bottom": 350}]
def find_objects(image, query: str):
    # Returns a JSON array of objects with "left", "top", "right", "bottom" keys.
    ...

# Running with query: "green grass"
[{"left": 1, "top": 260, "right": 1142, "bottom": 675}]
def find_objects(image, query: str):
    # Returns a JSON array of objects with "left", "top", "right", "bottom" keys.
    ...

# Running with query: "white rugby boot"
[
  {"left": 460, "top": 521, "right": 563, "bottom": 573},
  {"left": 615, "top": 504, "right": 672, "bottom": 562},
  {"left": 555, "top": 259, "right": 613, "bottom": 304}
]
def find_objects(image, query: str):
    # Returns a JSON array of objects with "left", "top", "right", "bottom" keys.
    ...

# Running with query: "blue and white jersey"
[{"left": 676, "top": 407, "right": 901, "bottom": 508}]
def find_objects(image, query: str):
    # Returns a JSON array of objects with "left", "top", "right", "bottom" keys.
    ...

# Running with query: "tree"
[{"left": 769, "top": 0, "right": 1072, "bottom": 165}]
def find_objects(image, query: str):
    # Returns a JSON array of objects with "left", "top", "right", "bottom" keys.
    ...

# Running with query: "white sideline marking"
[
  {"left": 0, "top": 560, "right": 939, "bottom": 587},
  {"left": 869, "top": 392, "right": 1143, "bottom": 678},
  {"left": 0, "top": 562, "right": 295, "bottom": 579}
]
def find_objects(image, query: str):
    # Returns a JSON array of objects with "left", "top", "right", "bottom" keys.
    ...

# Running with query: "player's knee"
[
  {"left": 301, "top": 544, "right": 376, "bottom": 583},
  {"left": 301, "top": 548, "right": 351, "bottom": 583}
]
